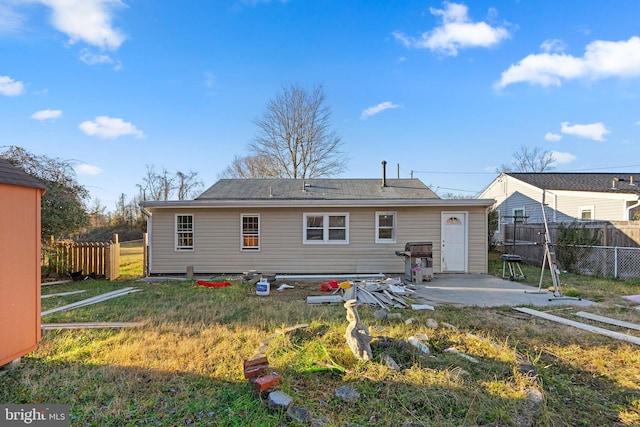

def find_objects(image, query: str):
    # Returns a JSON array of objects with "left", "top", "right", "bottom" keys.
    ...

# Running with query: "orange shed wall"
[{"left": 0, "top": 182, "right": 42, "bottom": 366}]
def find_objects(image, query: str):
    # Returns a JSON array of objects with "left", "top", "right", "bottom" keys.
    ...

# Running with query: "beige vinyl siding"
[
  {"left": 147, "top": 205, "right": 488, "bottom": 275},
  {"left": 553, "top": 192, "right": 627, "bottom": 221},
  {"left": 467, "top": 207, "right": 489, "bottom": 273}
]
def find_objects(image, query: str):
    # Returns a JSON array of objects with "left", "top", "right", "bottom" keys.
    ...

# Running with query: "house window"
[
  {"left": 303, "top": 213, "right": 349, "bottom": 244},
  {"left": 176, "top": 214, "right": 194, "bottom": 251},
  {"left": 376, "top": 212, "right": 396, "bottom": 243},
  {"left": 513, "top": 207, "right": 525, "bottom": 223},
  {"left": 241, "top": 214, "right": 260, "bottom": 251},
  {"left": 579, "top": 206, "right": 594, "bottom": 221}
]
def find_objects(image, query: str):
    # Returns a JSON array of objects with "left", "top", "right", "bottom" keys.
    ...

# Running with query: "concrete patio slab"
[{"left": 413, "top": 274, "right": 597, "bottom": 308}]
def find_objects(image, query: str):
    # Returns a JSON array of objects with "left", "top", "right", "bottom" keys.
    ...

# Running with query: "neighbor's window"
[
  {"left": 513, "top": 207, "right": 525, "bottom": 223},
  {"left": 375, "top": 212, "right": 396, "bottom": 243},
  {"left": 241, "top": 214, "right": 260, "bottom": 251},
  {"left": 303, "top": 213, "right": 349, "bottom": 244},
  {"left": 579, "top": 206, "right": 594, "bottom": 221},
  {"left": 176, "top": 214, "right": 194, "bottom": 251}
]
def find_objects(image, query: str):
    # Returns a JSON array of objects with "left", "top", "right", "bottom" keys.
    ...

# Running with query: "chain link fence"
[
  {"left": 569, "top": 245, "right": 640, "bottom": 279},
  {"left": 500, "top": 244, "right": 640, "bottom": 279}
]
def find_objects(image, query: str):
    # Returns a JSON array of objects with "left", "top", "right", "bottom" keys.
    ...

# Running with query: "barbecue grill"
[{"left": 395, "top": 242, "right": 433, "bottom": 282}]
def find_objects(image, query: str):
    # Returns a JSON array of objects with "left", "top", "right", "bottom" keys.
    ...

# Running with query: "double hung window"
[
  {"left": 176, "top": 214, "right": 194, "bottom": 251},
  {"left": 303, "top": 213, "right": 349, "bottom": 244},
  {"left": 241, "top": 214, "right": 260, "bottom": 251}
]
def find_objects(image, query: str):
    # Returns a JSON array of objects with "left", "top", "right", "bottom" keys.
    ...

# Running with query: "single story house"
[
  {"left": 0, "top": 158, "right": 46, "bottom": 367},
  {"left": 141, "top": 176, "right": 495, "bottom": 276},
  {"left": 479, "top": 172, "right": 640, "bottom": 238}
]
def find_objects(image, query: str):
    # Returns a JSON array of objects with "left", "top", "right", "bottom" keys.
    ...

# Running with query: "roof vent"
[
  {"left": 612, "top": 177, "right": 619, "bottom": 189},
  {"left": 381, "top": 160, "right": 387, "bottom": 188}
]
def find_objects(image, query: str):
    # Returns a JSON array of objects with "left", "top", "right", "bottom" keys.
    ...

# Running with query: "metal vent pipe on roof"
[{"left": 381, "top": 160, "right": 387, "bottom": 187}]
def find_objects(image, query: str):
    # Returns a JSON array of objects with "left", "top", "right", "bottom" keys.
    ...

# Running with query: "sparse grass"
[
  {"left": 2, "top": 252, "right": 639, "bottom": 426},
  {"left": 119, "top": 240, "right": 144, "bottom": 280}
]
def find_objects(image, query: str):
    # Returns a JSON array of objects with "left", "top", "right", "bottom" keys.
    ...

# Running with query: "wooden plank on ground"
[
  {"left": 41, "top": 322, "right": 144, "bottom": 330},
  {"left": 514, "top": 307, "right": 640, "bottom": 346},
  {"left": 574, "top": 311, "right": 640, "bottom": 331},
  {"left": 41, "top": 287, "right": 140, "bottom": 316}
]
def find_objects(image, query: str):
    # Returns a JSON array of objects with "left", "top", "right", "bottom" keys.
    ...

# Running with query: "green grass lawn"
[{"left": 1, "top": 251, "right": 638, "bottom": 426}]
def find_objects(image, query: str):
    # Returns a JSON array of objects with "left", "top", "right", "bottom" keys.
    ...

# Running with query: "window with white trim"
[
  {"left": 176, "top": 214, "right": 194, "bottom": 251},
  {"left": 375, "top": 212, "right": 396, "bottom": 243},
  {"left": 241, "top": 214, "right": 260, "bottom": 251},
  {"left": 513, "top": 207, "right": 525, "bottom": 223},
  {"left": 579, "top": 206, "right": 594, "bottom": 221},
  {"left": 303, "top": 213, "right": 349, "bottom": 244}
]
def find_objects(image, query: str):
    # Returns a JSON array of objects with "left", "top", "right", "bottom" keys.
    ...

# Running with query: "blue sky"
[{"left": 1, "top": 0, "right": 640, "bottom": 208}]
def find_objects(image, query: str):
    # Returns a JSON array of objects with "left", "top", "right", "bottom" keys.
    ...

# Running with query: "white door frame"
[{"left": 441, "top": 211, "right": 468, "bottom": 273}]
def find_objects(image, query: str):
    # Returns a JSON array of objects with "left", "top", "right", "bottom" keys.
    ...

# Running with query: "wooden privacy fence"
[
  {"left": 503, "top": 221, "right": 640, "bottom": 248},
  {"left": 46, "top": 234, "right": 120, "bottom": 280}
]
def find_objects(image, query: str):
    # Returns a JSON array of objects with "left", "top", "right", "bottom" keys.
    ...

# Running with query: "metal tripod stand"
[{"left": 532, "top": 203, "right": 580, "bottom": 301}]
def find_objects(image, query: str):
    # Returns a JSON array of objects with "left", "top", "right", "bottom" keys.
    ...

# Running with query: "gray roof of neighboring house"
[
  {"left": 0, "top": 158, "right": 47, "bottom": 190},
  {"left": 196, "top": 178, "right": 440, "bottom": 200},
  {"left": 507, "top": 172, "right": 640, "bottom": 195}
]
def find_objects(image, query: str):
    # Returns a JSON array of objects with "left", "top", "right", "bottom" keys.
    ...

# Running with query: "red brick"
[
  {"left": 253, "top": 373, "right": 281, "bottom": 392},
  {"left": 243, "top": 357, "right": 270, "bottom": 379}
]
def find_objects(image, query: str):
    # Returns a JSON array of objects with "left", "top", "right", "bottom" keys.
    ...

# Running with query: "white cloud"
[
  {"left": 0, "top": 2, "right": 26, "bottom": 33},
  {"left": 0, "top": 75, "right": 25, "bottom": 96},
  {"left": 34, "top": 0, "right": 127, "bottom": 50},
  {"left": 30, "top": 109, "right": 62, "bottom": 121},
  {"left": 79, "top": 116, "right": 145, "bottom": 139},
  {"left": 75, "top": 164, "right": 102, "bottom": 175},
  {"left": 550, "top": 151, "right": 576, "bottom": 165},
  {"left": 360, "top": 102, "right": 400, "bottom": 120},
  {"left": 540, "top": 38, "right": 566, "bottom": 53},
  {"left": 496, "top": 36, "right": 640, "bottom": 89},
  {"left": 393, "top": 2, "right": 510, "bottom": 56},
  {"left": 79, "top": 48, "right": 122, "bottom": 70},
  {"left": 560, "top": 121, "right": 610, "bottom": 141},
  {"left": 544, "top": 132, "right": 562, "bottom": 142}
]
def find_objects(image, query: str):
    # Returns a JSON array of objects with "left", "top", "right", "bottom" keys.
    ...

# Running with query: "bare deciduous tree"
[
  {"left": 247, "top": 83, "right": 347, "bottom": 178},
  {"left": 139, "top": 165, "right": 203, "bottom": 201},
  {"left": 219, "top": 154, "right": 280, "bottom": 179},
  {"left": 176, "top": 170, "right": 204, "bottom": 200},
  {"left": 500, "top": 146, "right": 555, "bottom": 172}
]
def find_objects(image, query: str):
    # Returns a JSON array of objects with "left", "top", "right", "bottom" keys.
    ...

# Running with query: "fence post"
[
  {"left": 614, "top": 246, "right": 619, "bottom": 279},
  {"left": 109, "top": 233, "right": 120, "bottom": 280}
]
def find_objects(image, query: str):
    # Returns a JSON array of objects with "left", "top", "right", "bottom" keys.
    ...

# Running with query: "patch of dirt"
[{"left": 248, "top": 280, "right": 332, "bottom": 302}]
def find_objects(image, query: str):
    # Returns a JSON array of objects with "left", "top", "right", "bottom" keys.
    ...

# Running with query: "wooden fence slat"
[{"left": 46, "top": 234, "right": 120, "bottom": 281}]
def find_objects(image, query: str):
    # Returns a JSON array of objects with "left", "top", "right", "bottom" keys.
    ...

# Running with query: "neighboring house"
[
  {"left": 0, "top": 159, "right": 47, "bottom": 367},
  {"left": 141, "top": 177, "right": 495, "bottom": 276},
  {"left": 479, "top": 173, "right": 640, "bottom": 240}
]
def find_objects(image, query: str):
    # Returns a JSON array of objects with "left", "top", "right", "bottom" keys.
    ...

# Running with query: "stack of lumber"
[{"left": 308, "top": 278, "right": 416, "bottom": 309}]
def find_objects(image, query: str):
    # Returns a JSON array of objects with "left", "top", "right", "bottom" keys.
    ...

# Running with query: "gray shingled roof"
[
  {"left": 508, "top": 172, "right": 640, "bottom": 194},
  {"left": 0, "top": 158, "right": 47, "bottom": 190},
  {"left": 196, "top": 178, "right": 440, "bottom": 200}
]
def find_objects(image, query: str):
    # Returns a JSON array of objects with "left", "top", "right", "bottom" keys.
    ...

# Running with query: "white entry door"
[{"left": 441, "top": 212, "right": 467, "bottom": 272}]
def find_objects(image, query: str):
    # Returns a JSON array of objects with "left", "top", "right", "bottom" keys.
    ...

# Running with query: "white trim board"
[
  {"left": 41, "top": 290, "right": 86, "bottom": 299},
  {"left": 514, "top": 307, "right": 640, "bottom": 346},
  {"left": 41, "top": 288, "right": 141, "bottom": 316},
  {"left": 42, "top": 322, "right": 144, "bottom": 330},
  {"left": 574, "top": 311, "right": 640, "bottom": 331}
]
